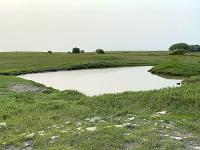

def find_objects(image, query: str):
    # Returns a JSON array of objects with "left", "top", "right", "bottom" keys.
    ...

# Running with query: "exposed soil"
[{"left": 9, "top": 84, "right": 47, "bottom": 93}]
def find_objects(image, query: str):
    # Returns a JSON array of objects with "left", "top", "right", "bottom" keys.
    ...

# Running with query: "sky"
[{"left": 0, "top": 0, "right": 200, "bottom": 52}]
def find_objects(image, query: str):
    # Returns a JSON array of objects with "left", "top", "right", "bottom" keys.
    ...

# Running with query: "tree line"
[
  {"left": 48, "top": 47, "right": 105, "bottom": 54},
  {"left": 169, "top": 43, "right": 200, "bottom": 55}
]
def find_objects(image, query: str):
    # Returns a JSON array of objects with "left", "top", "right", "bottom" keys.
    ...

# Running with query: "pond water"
[{"left": 19, "top": 66, "right": 182, "bottom": 96}]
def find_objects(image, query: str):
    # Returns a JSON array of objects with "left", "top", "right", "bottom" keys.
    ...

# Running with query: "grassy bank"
[
  {"left": 0, "top": 51, "right": 200, "bottom": 76},
  {"left": 0, "top": 51, "right": 200, "bottom": 149}
]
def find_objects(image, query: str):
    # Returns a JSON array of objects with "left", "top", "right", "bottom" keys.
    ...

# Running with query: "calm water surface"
[{"left": 19, "top": 66, "right": 182, "bottom": 96}]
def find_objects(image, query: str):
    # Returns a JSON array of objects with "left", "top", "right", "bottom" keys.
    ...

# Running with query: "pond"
[{"left": 19, "top": 66, "right": 182, "bottom": 96}]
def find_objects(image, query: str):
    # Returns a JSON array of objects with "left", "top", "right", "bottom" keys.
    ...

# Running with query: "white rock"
[
  {"left": 38, "top": 131, "right": 45, "bottom": 134},
  {"left": 26, "top": 133, "right": 35, "bottom": 139},
  {"left": 51, "top": 125, "right": 58, "bottom": 128},
  {"left": 86, "top": 127, "right": 97, "bottom": 132},
  {"left": 193, "top": 146, "right": 200, "bottom": 150},
  {"left": 114, "top": 125, "right": 123, "bottom": 128},
  {"left": 129, "top": 117, "right": 135, "bottom": 121},
  {"left": 98, "top": 120, "right": 106, "bottom": 123},
  {"left": 51, "top": 135, "right": 60, "bottom": 140},
  {"left": 65, "top": 121, "right": 70, "bottom": 125},
  {"left": 170, "top": 136, "right": 183, "bottom": 141},
  {"left": 77, "top": 122, "right": 82, "bottom": 127},
  {"left": 77, "top": 127, "right": 83, "bottom": 131},
  {"left": 156, "top": 111, "right": 167, "bottom": 115},
  {"left": 89, "top": 116, "right": 101, "bottom": 123},
  {"left": 0, "top": 123, "right": 7, "bottom": 128},
  {"left": 163, "top": 134, "right": 169, "bottom": 137},
  {"left": 122, "top": 123, "right": 131, "bottom": 127}
]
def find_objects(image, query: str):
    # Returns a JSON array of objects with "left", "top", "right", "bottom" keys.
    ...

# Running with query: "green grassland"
[{"left": 0, "top": 51, "right": 200, "bottom": 150}]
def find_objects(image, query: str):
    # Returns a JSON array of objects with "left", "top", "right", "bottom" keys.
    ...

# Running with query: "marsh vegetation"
[{"left": 0, "top": 51, "right": 200, "bottom": 149}]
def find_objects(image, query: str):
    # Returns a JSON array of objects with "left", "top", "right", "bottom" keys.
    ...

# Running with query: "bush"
[
  {"left": 80, "top": 50, "right": 85, "bottom": 53},
  {"left": 169, "top": 49, "right": 186, "bottom": 55},
  {"left": 47, "top": 51, "right": 52, "bottom": 54},
  {"left": 96, "top": 49, "right": 105, "bottom": 54},
  {"left": 169, "top": 43, "right": 190, "bottom": 51},
  {"left": 72, "top": 47, "right": 80, "bottom": 53}
]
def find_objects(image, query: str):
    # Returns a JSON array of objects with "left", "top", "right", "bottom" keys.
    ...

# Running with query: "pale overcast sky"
[{"left": 0, "top": 0, "right": 199, "bottom": 51}]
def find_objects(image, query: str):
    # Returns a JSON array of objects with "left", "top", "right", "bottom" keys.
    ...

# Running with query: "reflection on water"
[{"left": 19, "top": 66, "right": 182, "bottom": 96}]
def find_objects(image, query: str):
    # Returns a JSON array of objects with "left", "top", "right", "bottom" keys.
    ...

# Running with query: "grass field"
[
  {"left": 0, "top": 51, "right": 200, "bottom": 150},
  {"left": 0, "top": 51, "right": 200, "bottom": 76}
]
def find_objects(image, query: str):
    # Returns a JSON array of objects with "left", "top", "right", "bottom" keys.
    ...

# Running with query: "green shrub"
[
  {"left": 47, "top": 51, "right": 52, "bottom": 54},
  {"left": 72, "top": 47, "right": 80, "bottom": 53},
  {"left": 96, "top": 49, "right": 105, "bottom": 54},
  {"left": 169, "top": 43, "right": 190, "bottom": 51},
  {"left": 169, "top": 49, "right": 186, "bottom": 55}
]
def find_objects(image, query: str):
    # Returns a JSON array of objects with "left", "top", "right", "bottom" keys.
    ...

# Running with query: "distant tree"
[
  {"left": 169, "top": 49, "right": 186, "bottom": 55},
  {"left": 80, "top": 50, "right": 85, "bottom": 53},
  {"left": 190, "top": 45, "right": 200, "bottom": 52},
  {"left": 68, "top": 51, "right": 71, "bottom": 54},
  {"left": 47, "top": 51, "right": 52, "bottom": 54},
  {"left": 169, "top": 43, "right": 191, "bottom": 51},
  {"left": 96, "top": 49, "right": 105, "bottom": 54},
  {"left": 72, "top": 47, "right": 80, "bottom": 53}
]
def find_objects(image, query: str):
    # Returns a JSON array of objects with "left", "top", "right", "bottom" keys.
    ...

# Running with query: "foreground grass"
[
  {"left": 0, "top": 52, "right": 200, "bottom": 149},
  {"left": 0, "top": 76, "right": 200, "bottom": 150}
]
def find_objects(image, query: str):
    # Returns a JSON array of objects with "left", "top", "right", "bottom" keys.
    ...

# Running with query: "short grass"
[
  {"left": 0, "top": 51, "right": 200, "bottom": 76},
  {"left": 0, "top": 51, "right": 200, "bottom": 149}
]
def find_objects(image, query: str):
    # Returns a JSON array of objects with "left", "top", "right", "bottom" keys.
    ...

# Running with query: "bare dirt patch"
[{"left": 9, "top": 84, "right": 47, "bottom": 93}]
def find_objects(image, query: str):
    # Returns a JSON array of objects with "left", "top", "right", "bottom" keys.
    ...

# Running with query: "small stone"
[
  {"left": 163, "top": 134, "right": 169, "bottom": 137},
  {"left": 24, "top": 140, "right": 33, "bottom": 147},
  {"left": 77, "top": 127, "right": 83, "bottom": 131},
  {"left": 51, "top": 125, "right": 58, "bottom": 128},
  {"left": 156, "top": 111, "right": 167, "bottom": 115},
  {"left": 38, "top": 131, "right": 45, "bottom": 136},
  {"left": 0, "top": 122, "right": 7, "bottom": 128},
  {"left": 85, "top": 118, "right": 90, "bottom": 121},
  {"left": 89, "top": 116, "right": 101, "bottom": 123},
  {"left": 98, "top": 120, "right": 106, "bottom": 123},
  {"left": 154, "top": 123, "right": 158, "bottom": 125},
  {"left": 48, "top": 135, "right": 60, "bottom": 144},
  {"left": 170, "top": 136, "right": 183, "bottom": 141},
  {"left": 77, "top": 122, "right": 82, "bottom": 127},
  {"left": 193, "top": 146, "right": 200, "bottom": 150},
  {"left": 114, "top": 125, "right": 123, "bottom": 128},
  {"left": 38, "top": 131, "right": 45, "bottom": 134},
  {"left": 26, "top": 133, "right": 35, "bottom": 139},
  {"left": 123, "top": 123, "right": 131, "bottom": 127},
  {"left": 129, "top": 117, "right": 135, "bottom": 121},
  {"left": 65, "top": 121, "right": 70, "bottom": 125},
  {"left": 51, "top": 135, "right": 60, "bottom": 140},
  {"left": 152, "top": 111, "right": 167, "bottom": 117},
  {"left": 86, "top": 127, "right": 96, "bottom": 132}
]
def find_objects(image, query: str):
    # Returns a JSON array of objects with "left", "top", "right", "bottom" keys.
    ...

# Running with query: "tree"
[
  {"left": 47, "top": 51, "right": 52, "bottom": 54},
  {"left": 96, "top": 49, "right": 105, "bottom": 54},
  {"left": 190, "top": 45, "right": 200, "bottom": 52},
  {"left": 169, "top": 43, "right": 191, "bottom": 51},
  {"left": 72, "top": 47, "right": 80, "bottom": 53},
  {"left": 169, "top": 49, "right": 186, "bottom": 55},
  {"left": 80, "top": 50, "right": 85, "bottom": 53}
]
